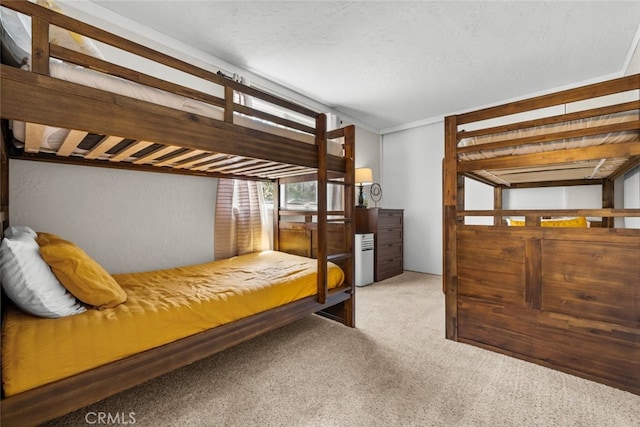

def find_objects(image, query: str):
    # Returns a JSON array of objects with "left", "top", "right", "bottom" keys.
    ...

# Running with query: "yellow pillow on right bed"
[
  {"left": 37, "top": 232, "right": 127, "bottom": 309},
  {"left": 507, "top": 217, "right": 588, "bottom": 227},
  {"left": 541, "top": 216, "right": 588, "bottom": 227}
]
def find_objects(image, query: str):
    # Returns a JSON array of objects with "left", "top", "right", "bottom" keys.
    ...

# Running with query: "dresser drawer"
[
  {"left": 376, "top": 257, "right": 403, "bottom": 281},
  {"left": 377, "top": 241, "right": 402, "bottom": 259},
  {"left": 377, "top": 228, "right": 402, "bottom": 245},
  {"left": 378, "top": 212, "right": 403, "bottom": 229}
]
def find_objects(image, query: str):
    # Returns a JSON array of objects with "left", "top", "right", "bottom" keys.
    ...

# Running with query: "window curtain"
[{"left": 214, "top": 179, "right": 270, "bottom": 260}]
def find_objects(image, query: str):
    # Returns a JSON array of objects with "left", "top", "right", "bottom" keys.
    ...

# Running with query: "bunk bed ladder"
[{"left": 317, "top": 116, "right": 356, "bottom": 326}]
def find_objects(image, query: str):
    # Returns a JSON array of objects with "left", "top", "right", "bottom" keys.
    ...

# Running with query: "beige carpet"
[{"left": 45, "top": 271, "right": 639, "bottom": 426}]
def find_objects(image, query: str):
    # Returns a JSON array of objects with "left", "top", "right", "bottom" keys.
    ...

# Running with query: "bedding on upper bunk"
[
  {"left": 458, "top": 109, "right": 639, "bottom": 161},
  {"left": 1, "top": 249, "right": 344, "bottom": 396},
  {"left": 0, "top": 3, "right": 344, "bottom": 161}
]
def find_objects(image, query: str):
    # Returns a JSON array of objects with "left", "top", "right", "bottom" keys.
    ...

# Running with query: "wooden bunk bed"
[
  {"left": 0, "top": 1, "right": 356, "bottom": 425},
  {"left": 443, "top": 73, "right": 640, "bottom": 395}
]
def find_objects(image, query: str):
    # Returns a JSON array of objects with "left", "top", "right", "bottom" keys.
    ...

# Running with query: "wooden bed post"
[
  {"left": 316, "top": 113, "right": 328, "bottom": 304},
  {"left": 341, "top": 124, "right": 356, "bottom": 327},
  {"left": 443, "top": 115, "right": 459, "bottom": 340},
  {"left": 31, "top": 15, "right": 50, "bottom": 76},
  {"left": 494, "top": 186, "right": 503, "bottom": 226},
  {"left": 602, "top": 178, "right": 614, "bottom": 228},
  {"left": 272, "top": 179, "right": 280, "bottom": 250}
]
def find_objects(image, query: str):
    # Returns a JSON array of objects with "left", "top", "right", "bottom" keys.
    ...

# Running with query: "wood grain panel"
[
  {"left": 541, "top": 239, "right": 640, "bottom": 325},
  {"left": 458, "top": 297, "right": 640, "bottom": 394},
  {"left": 457, "top": 233, "right": 526, "bottom": 304}
]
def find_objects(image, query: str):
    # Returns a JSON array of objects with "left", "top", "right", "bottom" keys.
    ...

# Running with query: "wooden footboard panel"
[{"left": 456, "top": 227, "right": 640, "bottom": 394}]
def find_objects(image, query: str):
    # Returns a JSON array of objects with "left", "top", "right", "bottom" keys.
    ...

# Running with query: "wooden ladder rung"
[
  {"left": 327, "top": 217, "right": 351, "bottom": 223},
  {"left": 328, "top": 253, "right": 352, "bottom": 262}
]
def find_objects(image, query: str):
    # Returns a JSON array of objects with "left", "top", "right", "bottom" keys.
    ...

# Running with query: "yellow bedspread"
[{"left": 1, "top": 251, "right": 344, "bottom": 396}]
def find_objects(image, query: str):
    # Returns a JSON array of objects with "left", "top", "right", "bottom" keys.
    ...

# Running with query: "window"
[
  {"left": 282, "top": 182, "right": 317, "bottom": 210},
  {"left": 260, "top": 181, "right": 274, "bottom": 205},
  {"left": 277, "top": 181, "right": 344, "bottom": 211}
]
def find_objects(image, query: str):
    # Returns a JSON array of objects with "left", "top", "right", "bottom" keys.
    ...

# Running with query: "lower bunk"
[
  {"left": 0, "top": 231, "right": 353, "bottom": 426},
  {"left": 453, "top": 225, "right": 640, "bottom": 395}
]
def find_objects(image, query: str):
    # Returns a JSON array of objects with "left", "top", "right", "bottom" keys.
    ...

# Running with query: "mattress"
[
  {"left": 1, "top": 250, "right": 345, "bottom": 396},
  {"left": 458, "top": 110, "right": 639, "bottom": 161}
]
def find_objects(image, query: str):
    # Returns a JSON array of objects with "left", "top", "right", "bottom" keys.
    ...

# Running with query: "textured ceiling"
[{"left": 90, "top": 1, "right": 640, "bottom": 132}]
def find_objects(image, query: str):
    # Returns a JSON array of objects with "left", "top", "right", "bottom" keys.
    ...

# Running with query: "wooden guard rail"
[{"left": 1, "top": 0, "right": 319, "bottom": 135}]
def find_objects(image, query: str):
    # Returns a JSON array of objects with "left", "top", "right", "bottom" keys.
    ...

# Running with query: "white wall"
[
  {"left": 382, "top": 123, "right": 443, "bottom": 275},
  {"left": 9, "top": 160, "right": 216, "bottom": 274},
  {"left": 356, "top": 126, "right": 381, "bottom": 183},
  {"left": 624, "top": 166, "right": 640, "bottom": 229}
]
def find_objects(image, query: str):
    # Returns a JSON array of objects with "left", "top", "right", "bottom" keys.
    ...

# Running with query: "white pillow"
[
  {"left": 0, "top": 232, "right": 86, "bottom": 318},
  {"left": 0, "top": 7, "right": 31, "bottom": 67},
  {"left": 4, "top": 225, "right": 37, "bottom": 239}
]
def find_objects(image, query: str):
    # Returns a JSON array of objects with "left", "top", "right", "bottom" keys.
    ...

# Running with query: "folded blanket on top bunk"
[
  {"left": 1, "top": 227, "right": 344, "bottom": 396},
  {"left": 458, "top": 109, "right": 639, "bottom": 161}
]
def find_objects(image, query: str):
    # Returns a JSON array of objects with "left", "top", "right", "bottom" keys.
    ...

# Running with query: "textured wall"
[{"left": 9, "top": 160, "right": 217, "bottom": 274}]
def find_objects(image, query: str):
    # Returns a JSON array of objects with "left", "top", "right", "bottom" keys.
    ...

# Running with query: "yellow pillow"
[
  {"left": 542, "top": 216, "right": 588, "bottom": 228},
  {"left": 37, "top": 232, "right": 127, "bottom": 309},
  {"left": 36, "top": 0, "right": 106, "bottom": 60},
  {"left": 507, "top": 217, "right": 588, "bottom": 228}
]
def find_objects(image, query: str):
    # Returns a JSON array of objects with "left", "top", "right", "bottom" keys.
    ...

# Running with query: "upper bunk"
[
  {"left": 443, "top": 73, "right": 640, "bottom": 229},
  {"left": 0, "top": 0, "right": 351, "bottom": 181},
  {"left": 445, "top": 73, "right": 639, "bottom": 189}
]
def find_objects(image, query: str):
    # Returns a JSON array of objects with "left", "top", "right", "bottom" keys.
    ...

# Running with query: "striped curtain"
[{"left": 214, "top": 179, "right": 269, "bottom": 260}]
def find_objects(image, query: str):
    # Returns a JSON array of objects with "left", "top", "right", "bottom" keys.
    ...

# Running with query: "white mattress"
[
  {"left": 10, "top": 60, "right": 344, "bottom": 158},
  {"left": 458, "top": 110, "right": 639, "bottom": 161}
]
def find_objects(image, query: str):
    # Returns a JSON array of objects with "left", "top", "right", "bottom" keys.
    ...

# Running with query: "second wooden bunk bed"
[
  {"left": 0, "top": 1, "right": 356, "bottom": 425},
  {"left": 444, "top": 73, "right": 640, "bottom": 395}
]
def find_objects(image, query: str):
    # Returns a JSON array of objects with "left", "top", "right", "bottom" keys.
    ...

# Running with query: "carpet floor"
[{"left": 44, "top": 271, "right": 639, "bottom": 426}]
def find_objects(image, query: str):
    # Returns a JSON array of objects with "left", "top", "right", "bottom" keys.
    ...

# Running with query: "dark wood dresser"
[{"left": 355, "top": 208, "right": 404, "bottom": 281}]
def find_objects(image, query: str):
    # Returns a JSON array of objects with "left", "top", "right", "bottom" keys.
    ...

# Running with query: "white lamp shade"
[{"left": 355, "top": 168, "right": 373, "bottom": 185}]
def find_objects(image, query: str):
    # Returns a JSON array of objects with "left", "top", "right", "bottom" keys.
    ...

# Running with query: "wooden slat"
[
  {"left": 57, "top": 130, "right": 88, "bottom": 157},
  {"left": 132, "top": 145, "right": 181, "bottom": 165},
  {"left": 242, "top": 163, "right": 293, "bottom": 176},
  {"left": 24, "top": 123, "right": 45, "bottom": 153},
  {"left": 206, "top": 159, "right": 261, "bottom": 173},
  {"left": 85, "top": 135, "right": 124, "bottom": 160},
  {"left": 191, "top": 156, "right": 239, "bottom": 172},
  {"left": 153, "top": 149, "right": 204, "bottom": 168},
  {"left": 217, "top": 160, "right": 272, "bottom": 174},
  {"left": 109, "top": 140, "right": 154, "bottom": 162},
  {"left": 268, "top": 167, "right": 315, "bottom": 178},
  {"left": 173, "top": 153, "right": 226, "bottom": 169}
]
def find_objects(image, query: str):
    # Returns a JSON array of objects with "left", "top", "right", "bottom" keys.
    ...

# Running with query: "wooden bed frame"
[
  {"left": 443, "top": 74, "right": 640, "bottom": 395},
  {"left": 0, "top": 1, "right": 355, "bottom": 425}
]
